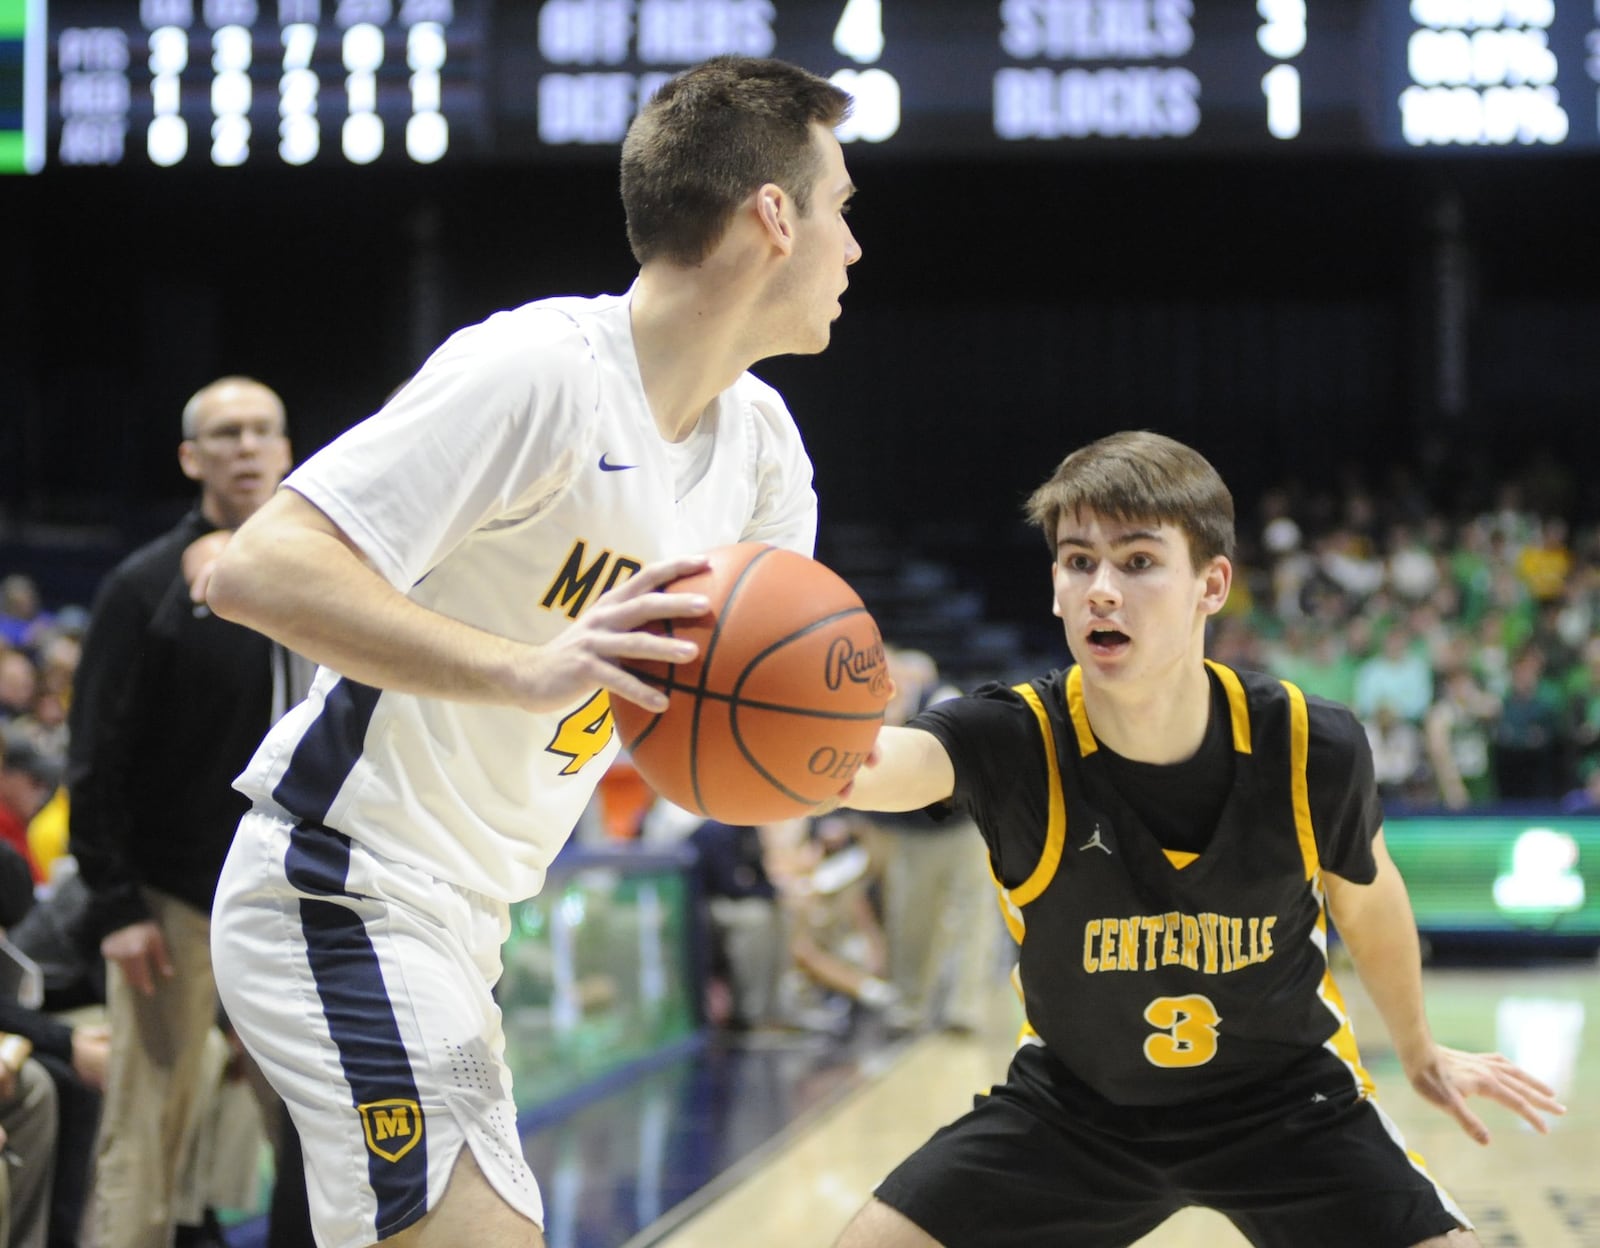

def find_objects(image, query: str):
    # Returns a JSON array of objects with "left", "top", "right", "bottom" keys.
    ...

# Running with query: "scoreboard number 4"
[
  {"left": 831, "top": 0, "right": 900, "bottom": 143},
  {"left": 833, "top": 0, "right": 883, "bottom": 64}
]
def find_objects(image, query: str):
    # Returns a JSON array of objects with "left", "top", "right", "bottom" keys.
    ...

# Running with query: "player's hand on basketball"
[
  {"left": 100, "top": 919, "right": 176, "bottom": 996},
  {"left": 1407, "top": 1044, "right": 1566, "bottom": 1144},
  {"left": 524, "top": 555, "right": 711, "bottom": 713},
  {"left": 810, "top": 740, "right": 884, "bottom": 814}
]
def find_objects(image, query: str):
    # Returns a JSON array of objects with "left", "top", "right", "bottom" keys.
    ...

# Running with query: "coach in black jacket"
[{"left": 66, "top": 376, "right": 295, "bottom": 1248}]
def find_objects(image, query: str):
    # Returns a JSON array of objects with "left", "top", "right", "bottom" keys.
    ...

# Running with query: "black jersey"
[{"left": 914, "top": 660, "right": 1383, "bottom": 1107}]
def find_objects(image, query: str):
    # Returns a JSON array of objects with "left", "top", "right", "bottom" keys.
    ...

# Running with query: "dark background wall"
[{"left": 3, "top": 148, "right": 1598, "bottom": 610}]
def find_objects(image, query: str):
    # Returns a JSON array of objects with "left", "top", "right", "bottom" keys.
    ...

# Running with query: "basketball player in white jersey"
[{"left": 203, "top": 57, "right": 860, "bottom": 1248}]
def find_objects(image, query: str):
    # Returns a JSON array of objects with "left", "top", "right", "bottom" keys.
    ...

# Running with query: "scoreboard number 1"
[{"left": 1258, "top": 0, "right": 1306, "bottom": 140}]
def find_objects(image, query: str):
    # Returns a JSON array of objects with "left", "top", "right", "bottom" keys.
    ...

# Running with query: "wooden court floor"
[{"left": 643, "top": 959, "right": 1599, "bottom": 1247}]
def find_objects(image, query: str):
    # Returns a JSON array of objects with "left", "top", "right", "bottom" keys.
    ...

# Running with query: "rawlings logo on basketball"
[
  {"left": 358, "top": 1098, "right": 424, "bottom": 1163},
  {"left": 823, "top": 635, "right": 888, "bottom": 695}
]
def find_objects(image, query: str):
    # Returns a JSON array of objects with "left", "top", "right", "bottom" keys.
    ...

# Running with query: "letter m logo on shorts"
[{"left": 358, "top": 1098, "right": 425, "bottom": 1162}]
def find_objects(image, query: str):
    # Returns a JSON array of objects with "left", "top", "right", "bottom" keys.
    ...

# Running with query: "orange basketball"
[{"left": 613, "top": 543, "right": 890, "bottom": 824}]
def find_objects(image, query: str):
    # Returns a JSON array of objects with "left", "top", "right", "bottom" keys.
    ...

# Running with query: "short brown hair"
[
  {"left": 621, "top": 56, "right": 852, "bottom": 266},
  {"left": 1024, "top": 431, "right": 1236, "bottom": 568}
]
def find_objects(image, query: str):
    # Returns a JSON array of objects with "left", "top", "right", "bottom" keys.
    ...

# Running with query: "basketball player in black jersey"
[{"left": 831, "top": 432, "right": 1564, "bottom": 1248}]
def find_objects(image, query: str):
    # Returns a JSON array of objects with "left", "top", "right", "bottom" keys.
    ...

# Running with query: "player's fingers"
[
  {"left": 602, "top": 631, "right": 698, "bottom": 665},
  {"left": 1498, "top": 1090, "right": 1554, "bottom": 1134},
  {"left": 1497, "top": 1061, "right": 1564, "bottom": 1108},
  {"left": 1503, "top": 1078, "right": 1567, "bottom": 1116},
  {"left": 810, "top": 790, "right": 847, "bottom": 816},
  {"left": 634, "top": 590, "right": 714, "bottom": 623},
  {"left": 608, "top": 555, "right": 712, "bottom": 599},
  {"left": 1442, "top": 1083, "right": 1492, "bottom": 1145},
  {"left": 585, "top": 590, "right": 712, "bottom": 635},
  {"left": 601, "top": 668, "right": 672, "bottom": 714},
  {"left": 1479, "top": 1074, "right": 1561, "bottom": 1133}
]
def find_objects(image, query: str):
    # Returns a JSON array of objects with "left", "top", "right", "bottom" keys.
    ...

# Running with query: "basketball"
[{"left": 612, "top": 543, "right": 890, "bottom": 825}]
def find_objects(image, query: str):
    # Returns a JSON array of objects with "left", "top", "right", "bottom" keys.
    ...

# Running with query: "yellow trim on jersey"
[
  {"left": 1314, "top": 914, "right": 1377, "bottom": 1096},
  {"left": 1288, "top": 681, "right": 1384, "bottom": 1153},
  {"left": 1012, "top": 966, "right": 1040, "bottom": 1048},
  {"left": 1281, "top": 679, "right": 1320, "bottom": 881},
  {"left": 1063, "top": 666, "right": 1098, "bottom": 757},
  {"left": 1203, "top": 659, "right": 1253, "bottom": 754},
  {"left": 1314, "top": 935, "right": 1464, "bottom": 1219},
  {"left": 1163, "top": 849, "right": 1200, "bottom": 870},
  {"left": 1006, "top": 683, "right": 1069, "bottom": 908},
  {"left": 990, "top": 868, "right": 1026, "bottom": 945}
]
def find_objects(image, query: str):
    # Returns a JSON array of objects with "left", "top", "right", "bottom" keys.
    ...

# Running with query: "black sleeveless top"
[{"left": 914, "top": 661, "right": 1381, "bottom": 1107}]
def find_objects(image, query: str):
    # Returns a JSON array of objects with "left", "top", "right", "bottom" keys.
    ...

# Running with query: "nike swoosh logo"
[{"left": 599, "top": 453, "right": 637, "bottom": 472}]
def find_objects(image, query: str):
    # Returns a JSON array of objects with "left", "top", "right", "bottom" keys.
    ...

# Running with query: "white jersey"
[{"left": 235, "top": 288, "right": 817, "bottom": 901}]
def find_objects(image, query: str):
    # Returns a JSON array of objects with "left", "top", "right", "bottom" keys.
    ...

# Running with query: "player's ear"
[
  {"left": 755, "top": 183, "right": 796, "bottom": 254},
  {"left": 1199, "top": 555, "right": 1232, "bottom": 617},
  {"left": 1050, "top": 561, "right": 1064, "bottom": 618},
  {"left": 177, "top": 439, "right": 203, "bottom": 482}
]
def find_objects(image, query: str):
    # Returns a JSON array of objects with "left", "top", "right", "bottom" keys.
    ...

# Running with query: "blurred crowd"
[
  {"left": 1207, "top": 477, "right": 1600, "bottom": 815},
  {"left": 0, "top": 573, "right": 83, "bottom": 885}
]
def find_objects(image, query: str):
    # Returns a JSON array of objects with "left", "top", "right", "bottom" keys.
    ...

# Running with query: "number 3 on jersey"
[
  {"left": 1143, "top": 994, "right": 1221, "bottom": 1068},
  {"left": 546, "top": 691, "right": 613, "bottom": 775}
]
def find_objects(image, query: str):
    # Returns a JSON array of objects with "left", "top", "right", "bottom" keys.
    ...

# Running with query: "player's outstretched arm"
[
  {"left": 205, "top": 487, "right": 709, "bottom": 713},
  {"left": 837, "top": 726, "right": 955, "bottom": 813},
  {"left": 1325, "top": 834, "right": 1566, "bottom": 1144}
]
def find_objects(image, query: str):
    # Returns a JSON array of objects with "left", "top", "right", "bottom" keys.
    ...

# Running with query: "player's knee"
[
  {"left": 383, "top": 1148, "right": 544, "bottom": 1248},
  {"left": 834, "top": 1199, "right": 943, "bottom": 1248}
]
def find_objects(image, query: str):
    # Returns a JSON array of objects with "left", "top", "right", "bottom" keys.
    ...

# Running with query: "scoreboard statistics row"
[{"left": 4, "top": 0, "right": 1600, "bottom": 173}]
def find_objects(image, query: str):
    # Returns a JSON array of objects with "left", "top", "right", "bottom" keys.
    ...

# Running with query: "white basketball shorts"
[{"left": 212, "top": 809, "right": 544, "bottom": 1248}]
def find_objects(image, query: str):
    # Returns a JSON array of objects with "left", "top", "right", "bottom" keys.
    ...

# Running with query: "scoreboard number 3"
[{"left": 1256, "top": 0, "right": 1307, "bottom": 59}]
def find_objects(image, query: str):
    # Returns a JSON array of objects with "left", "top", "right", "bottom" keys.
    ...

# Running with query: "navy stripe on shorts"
[{"left": 286, "top": 821, "right": 431, "bottom": 1239}]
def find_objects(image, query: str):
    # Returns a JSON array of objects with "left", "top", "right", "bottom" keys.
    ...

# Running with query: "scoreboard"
[{"left": 5, "top": 0, "right": 1600, "bottom": 172}]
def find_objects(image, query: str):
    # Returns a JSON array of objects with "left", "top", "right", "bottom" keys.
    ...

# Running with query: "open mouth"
[{"left": 1085, "top": 626, "right": 1131, "bottom": 655}]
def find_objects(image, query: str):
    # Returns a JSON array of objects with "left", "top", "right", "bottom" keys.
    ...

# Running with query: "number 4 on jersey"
[{"left": 546, "top": 690, "right": 614, "bottom": 775}]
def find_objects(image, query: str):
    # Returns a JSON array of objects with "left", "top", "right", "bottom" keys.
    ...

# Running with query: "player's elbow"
[{"left": 204, "top": 529, "right": 275, "bottom": 627}]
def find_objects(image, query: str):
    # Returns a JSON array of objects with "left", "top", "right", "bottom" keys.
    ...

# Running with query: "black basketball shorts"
[{"left": 873, "top": 1041, "right": 1467, "bottom": 1248}]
